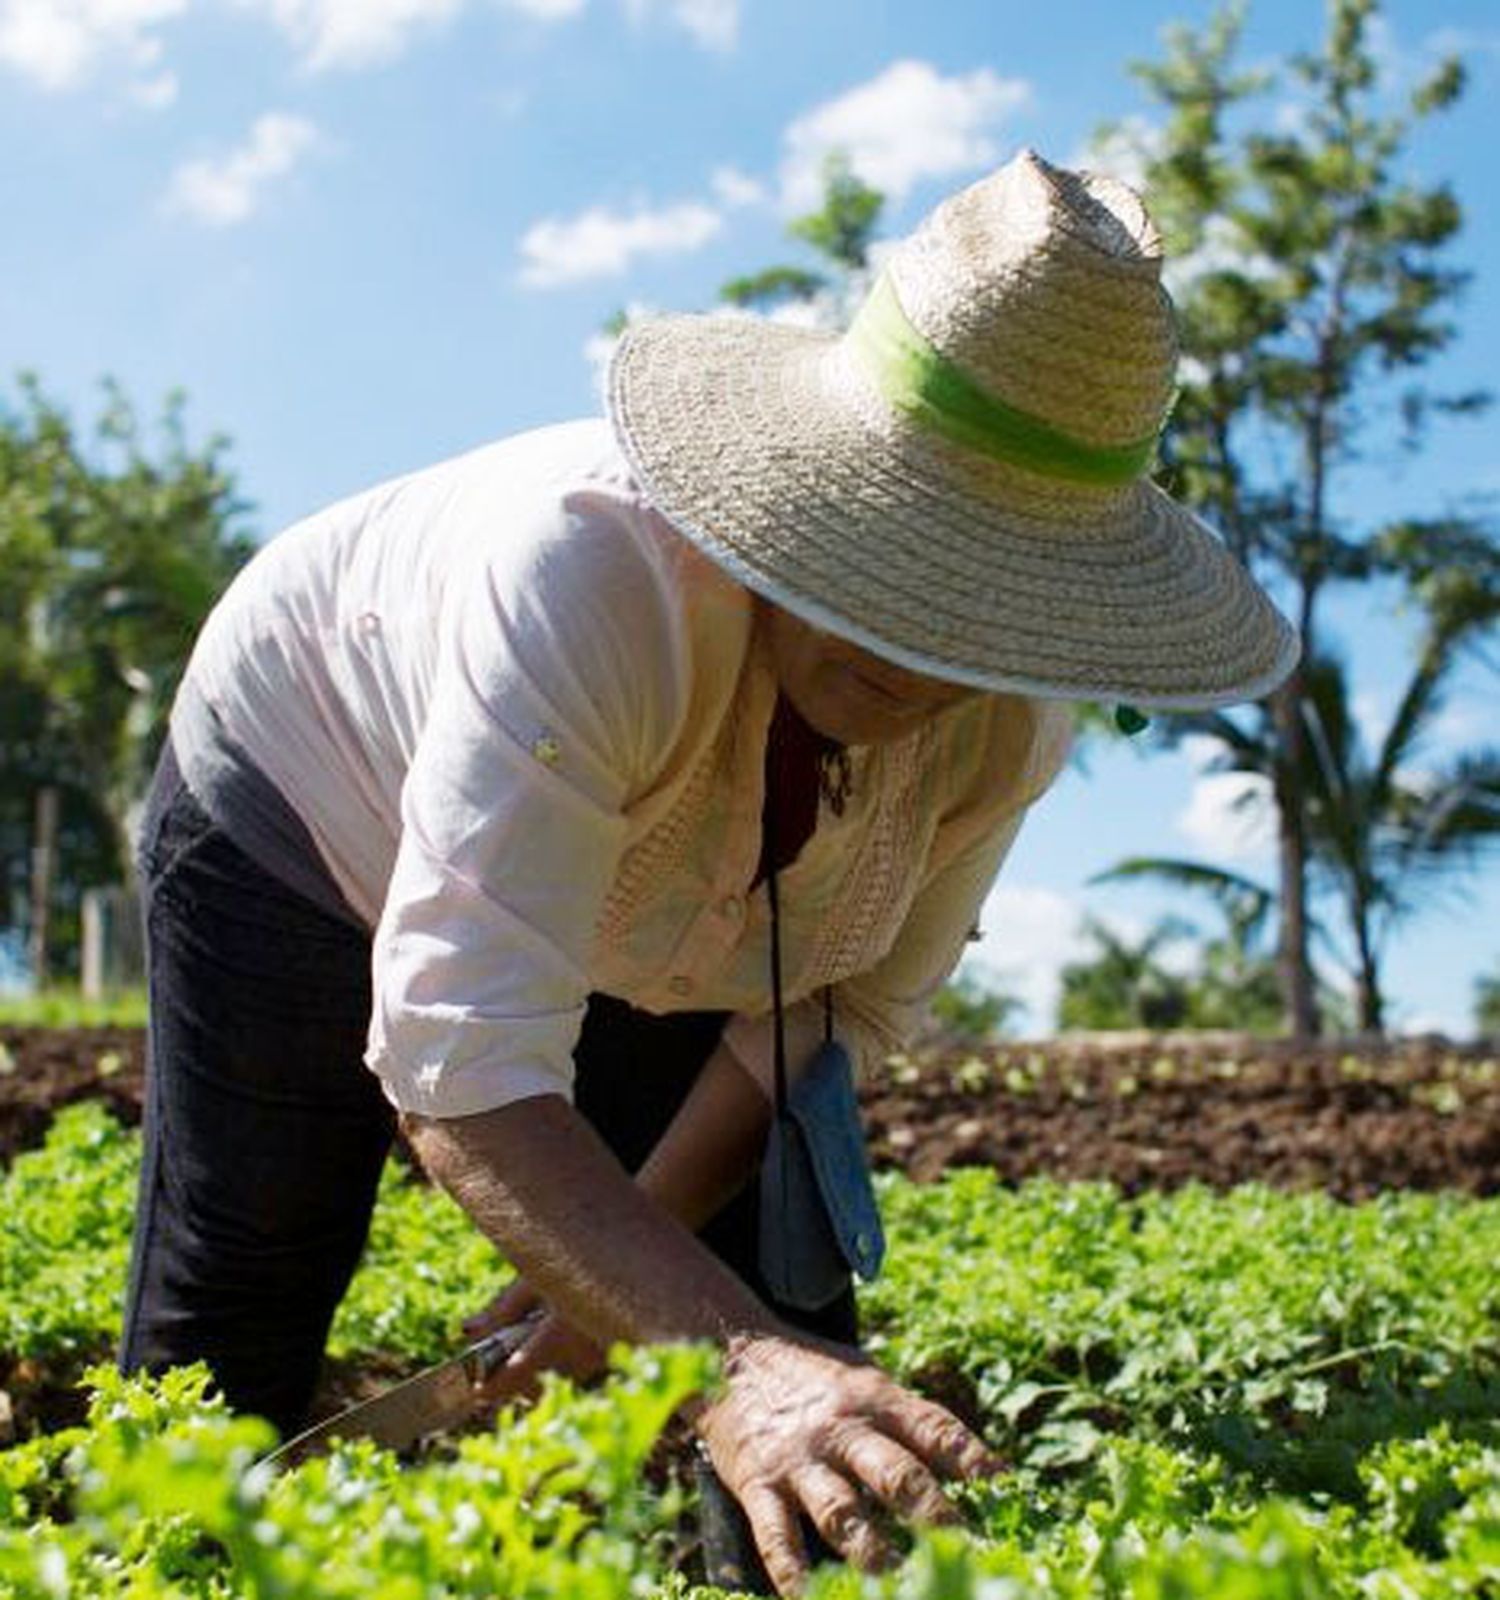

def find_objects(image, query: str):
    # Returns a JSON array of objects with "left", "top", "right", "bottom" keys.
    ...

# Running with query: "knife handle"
[{"left": 467, "top": 1308, "right": 547, "bottom": 1383}]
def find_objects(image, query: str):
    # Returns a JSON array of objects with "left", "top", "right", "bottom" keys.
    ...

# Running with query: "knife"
[{"left": 263, "top": 1309, "right": 547, "bottom": 1469}]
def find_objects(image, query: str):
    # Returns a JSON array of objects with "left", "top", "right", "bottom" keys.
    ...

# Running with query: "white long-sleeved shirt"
[{"left": 172, "top": 418, "right": 1075, "bottom": 1116}]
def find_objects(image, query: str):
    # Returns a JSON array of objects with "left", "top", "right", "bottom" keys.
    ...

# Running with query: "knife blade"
[{"left": 263, "top": 1309, "right": 546, "bottom": 1469}]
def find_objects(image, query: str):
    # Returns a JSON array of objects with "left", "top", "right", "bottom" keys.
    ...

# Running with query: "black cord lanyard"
[{"left": 763, "top": 783, "right": 834, "bottom": 1126}]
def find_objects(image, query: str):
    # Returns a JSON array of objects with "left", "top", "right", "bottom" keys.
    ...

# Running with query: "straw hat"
[{"left": 606, "top": 148, "right": 1299, "bottom": 710}]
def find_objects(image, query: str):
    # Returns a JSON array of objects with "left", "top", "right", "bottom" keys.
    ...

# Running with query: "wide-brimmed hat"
[{"left": 606, "top": 148, "right": 1299, "bottom": 710}]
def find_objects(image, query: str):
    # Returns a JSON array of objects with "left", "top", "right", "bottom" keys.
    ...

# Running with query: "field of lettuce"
[{"left": 4, "top": 1053, "right": 1500, "bottom": 1596}]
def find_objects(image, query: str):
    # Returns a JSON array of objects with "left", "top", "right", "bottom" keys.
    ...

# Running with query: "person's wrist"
[
  {"left": 675, "top": 1319, "right": 792, "bottom": 1429},
  {"left": 721, "top": 1325, "right": 787, "bottom": 1373}
]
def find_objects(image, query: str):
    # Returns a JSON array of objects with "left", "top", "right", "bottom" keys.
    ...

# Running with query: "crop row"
[{"left": 3, "top": 1102, "right": 1499, "bottom": 1596}]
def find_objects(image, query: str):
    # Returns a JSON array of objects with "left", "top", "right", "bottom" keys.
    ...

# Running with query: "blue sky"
[{"left": 3, "top": 0, "right": 1497, "bottom": 1035}]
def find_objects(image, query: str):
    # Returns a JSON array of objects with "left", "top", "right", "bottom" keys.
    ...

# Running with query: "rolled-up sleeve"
[{"left": 365, "top": 505, "right": 685, "bottom": 1117}]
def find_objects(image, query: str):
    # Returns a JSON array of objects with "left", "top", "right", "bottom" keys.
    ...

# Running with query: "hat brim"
[{"left": 608, "top": 312, "right": 1299, "bottom": 710}]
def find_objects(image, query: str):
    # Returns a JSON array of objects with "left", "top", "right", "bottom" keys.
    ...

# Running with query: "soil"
[
  {"left": 859, "top": 1029, "right": 1500, "bottom": 1202},
  {"left": 0, "top": 1027, "right": 146, "bottom": 1168},
  {"left": 5, "top": 1024, "right": 1497, "bottom": 1197},
  {"left": 4, "top": 1023, "right": 1497, "bottom": 1447}
]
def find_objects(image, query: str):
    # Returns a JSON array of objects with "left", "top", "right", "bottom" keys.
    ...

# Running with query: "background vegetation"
[{"left": 3, "top": 0, "right": 1494, "bottom": 1037}]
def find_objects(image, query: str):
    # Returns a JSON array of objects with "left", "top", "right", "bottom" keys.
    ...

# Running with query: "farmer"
[{"left": 120, "top": 149, "right": 1296, "bottom": 1594}]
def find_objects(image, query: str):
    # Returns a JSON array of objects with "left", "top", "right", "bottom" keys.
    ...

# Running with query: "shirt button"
[
  {"left": 718, "top": 894, "right": 745, "bottom": 921},
  {"left": 668, "top": 975, "right": 694, "bottom": 997}
]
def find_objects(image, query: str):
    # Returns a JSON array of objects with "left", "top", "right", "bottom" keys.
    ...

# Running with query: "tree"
[
  {"left": 1056, "top": 913, "right": 1196, "bottom": 1031},
  {"left": 926, "top": 969, "right": 1027, "bottom": 1043},
  {"left": 1094, "top": 848, "right": 1364, "bottom": 1032},
  {"left": 1089, "top": 858, "right": 1287, "bottom": 1032},
  {"left": 0, "top": 375, "right": 253, "bottom": 980},
  {"left": 1094, "top": 612, "right": 1498, "bottom": 1036},
  {"left": 1298, "top": 641, "right": 1500, "bottom": 1033},
  {"left": 718, "top": 151, "right": 883, "bottom": 324},
  {"left": 1475, "top": 964, "right": 1500, "bottom": 1040},
  {"left": 1122, "top": 0, "right": 1491, "bottom": 1037}
]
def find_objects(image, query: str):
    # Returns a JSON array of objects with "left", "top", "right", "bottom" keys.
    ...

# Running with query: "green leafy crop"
[
  {"left": 5, "top": 1107, "right": 1500, "bottom": 1597},
  {"left": 1, "top": 1348, "right": 712, "bottom": 1598}
]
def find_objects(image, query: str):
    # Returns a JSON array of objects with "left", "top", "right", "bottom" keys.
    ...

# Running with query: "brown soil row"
[
  {"left": 0, "top": 1027, "right": 146, "bottom": 1166},
  {"left": 4, "top": 1025, "right": 1499, "bottom": 1197},
  {"left": 861, "top": 1029, "right": 1500, "bottom": 1201}
]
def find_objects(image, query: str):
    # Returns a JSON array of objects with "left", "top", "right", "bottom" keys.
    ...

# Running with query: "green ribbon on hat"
[{"left": 847, "top": 273, "right": 1160, "bottom": 487}]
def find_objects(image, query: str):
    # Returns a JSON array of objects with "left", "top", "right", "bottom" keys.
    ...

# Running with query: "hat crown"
[{"left": 883, "top": 148, "right": 1179, "bottom": 454}]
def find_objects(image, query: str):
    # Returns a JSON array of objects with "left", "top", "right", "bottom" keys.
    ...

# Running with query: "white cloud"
[
  {"left": 711, "top": 164, "right": 765, "bottom": 210},
  {"left": 236, "top": 0, "right": 583, "bottom": 72},
  {"left": 128, "top": 65, "right": 177, "bottom": 106},
  {"left": 1425, "top": 700, "right": 1491, "bottom": 750},
  {"left": 583, "top": 329, "right": 619, "bottom": 401},
  {"left": 1070, "top": 114, "right": 1163, "bottom": 193},
  {"left": 518, "top": 198, "right": 722, "bottom": 287},
  {"left": 5, "top": 0, "right": 730, "bottom": 96},
  {"left": 1179, "top": 733, "right": 1224, "bottom": 772},
  {"left": 243, "top": 0, "right": 741, "bottom": 70},
  {"left": 0, "top": 0, "right": 183, "bottom": 92},
  {"left": 779, "top": 59, "right": 1032, "bottom": 215},
  {"left": 624, "top": 0, "right": 737, "bottom": 52},
  {"left": 235, "top": 0, "right": 466, "bottom": 71},
  {"left": 964, "top": 883, "right": 1094, "bottom": 1034},
  {"left": 1423, "top": 25, "right": 1500, "bottom": 63},
  {"left": 164, "top": 112, "right": 321, "bottom": 227},
  {"left": 1394, "top": 1009, "right": 1457, "bottom": 1039},
  {"left": 1162, "top": 212, "right": 1279, "bottom": 300},
  {"left": 1350, "top": 689, "right": 1392, "bottom": 753},
  {"left": 1176, "top": 770, "right": 1276, "bottom": 861},
  {"left": 765, "top": 293, "right": 840, "bottom": 331}
]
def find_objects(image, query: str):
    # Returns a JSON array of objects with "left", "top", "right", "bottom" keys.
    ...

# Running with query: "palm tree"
[
  {"left": 1475, "top": 963, "right": 1500, "bottom": 1039},
  {"left": 1097, "top": 628, "right": 1499, "bottom": 1036},
  {"left": 1299, "top": 637, "right": 1499, "bottom": 1033},
  {"left": 1056, "top": 913, "right": 1197, "bottom": 1031},
  {"left": 1088, "top": 858, "right": 1345, "bottom": 1033}
]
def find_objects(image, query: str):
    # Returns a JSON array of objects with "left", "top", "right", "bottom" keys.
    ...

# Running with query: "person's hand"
[
  {"left": 466, "top": 1278, "right": 607, "bottom": 1406},
  {"left": 691, "top": 1331, "right": 1003, "bottom": 1597},
  {"left": 464, "top": 1276, "right": 543, "bottom": 1341}
]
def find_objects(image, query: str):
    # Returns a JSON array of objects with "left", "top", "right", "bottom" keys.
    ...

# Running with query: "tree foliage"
[
  {"left": 1475, "top": 964, "right": 1500, "bottom": 1039},
  {"left": 1056, "top": 914, "right": 1198, "bottom": 1032},
  {"left": 1099, "top": 616, "right": 1499, "bottom": 1034},
  {"left": 0, "top": 375, "right": 252, "bottom": 975},
  {"left": 1087, "top": 860, "right": 1288, "bottom": 1032},
  {"left": 1056, "top": 905, "right": 1352, "bottom": 1035},
  {"left": 1120, "top": 0, "right": 1494, "bottom": 1036},
  {"left": 926, "top": 968, "right": 1027, "bottom": 1043},
  {"left": 717, "top": 150, "right": 884, "bottom": 325},
  {"left": 1298, "top": 639, "right": 1500, "bottom": 1031}
]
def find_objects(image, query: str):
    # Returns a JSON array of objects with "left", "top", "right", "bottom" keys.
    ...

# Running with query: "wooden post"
[
  {"left": 27, "top": 785, "right": 58, "bottom": 990},
  {"left": 81, "top": 885, "right": 143, "bottom": 999}
]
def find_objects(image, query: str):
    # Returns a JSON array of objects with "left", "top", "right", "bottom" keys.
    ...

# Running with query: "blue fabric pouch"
[{"left": 758, "top": 1037, "right": 886, "bottom": 1313}]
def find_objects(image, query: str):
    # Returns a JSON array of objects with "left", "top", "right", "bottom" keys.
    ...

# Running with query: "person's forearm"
[
  {"left": 402, "top": 1094, "right": 782, "bottom": 1350},
  {"left": 633, "top": 1038, "right": 772, "bottom": 1229}
]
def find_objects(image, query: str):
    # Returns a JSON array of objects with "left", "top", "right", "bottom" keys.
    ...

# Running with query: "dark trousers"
[{"left": 120, "top": 747, "right": 856, "bottom": 1441}]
